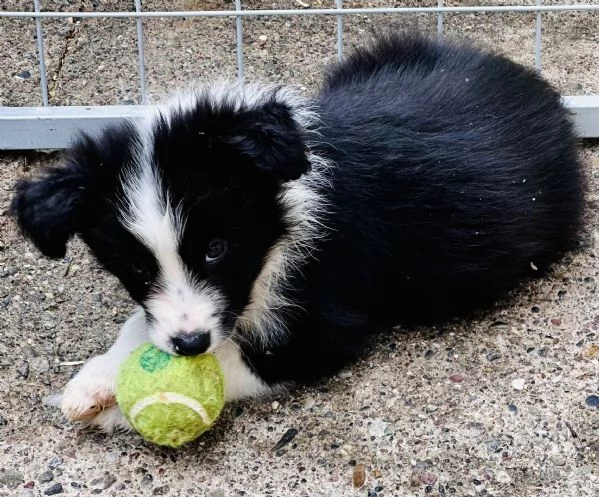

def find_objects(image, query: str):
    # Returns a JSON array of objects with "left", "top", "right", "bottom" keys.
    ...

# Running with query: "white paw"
[
  {"left": 89, "top": 405, "right": 131, "bottom": 432},
  {"left": 55, "top": 354, "right": 129, "bottom": 431}
]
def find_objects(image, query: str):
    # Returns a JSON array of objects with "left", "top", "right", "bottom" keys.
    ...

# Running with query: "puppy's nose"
[{"left": 171, "top": 331, "right": 211, "bottom": 356}]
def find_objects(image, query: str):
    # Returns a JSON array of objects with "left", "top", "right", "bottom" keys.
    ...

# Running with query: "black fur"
[
  {"left": 12, "top": 33, "right": 585, "bottom": 389},
  {"left": 241, "top": 34, "right": 585, "bottom": 383}
]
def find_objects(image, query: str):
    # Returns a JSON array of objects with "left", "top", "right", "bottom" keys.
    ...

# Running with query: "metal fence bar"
[
  {"left": 235, "top": 0, "right": 244, "bottom": 83},
  {"left": 2, "top": 96, "right": 596, "bottom": 150},
  {"left": 535, "top": 0, "right": 543, "bottom": 71},
  {"left": 2, "top": 5, "right": 599, "bottom": 19},
  {"left": 336, "top": 0, "right": 344, "bottom": 61},
  {"left": 33, "top": 0, "right": 49, "bottom": 106},
  {"left": 0, "top": 106, "right": 149, "bottom": 150},
  {"left": 563, "top": 96, "right": 599, "bottom": 138},
  {"left": 437, "top": 0, "right": 444, "bottom": 39},
  {"left": 134, "top": 0, "right": 148, "bottom": 104}
]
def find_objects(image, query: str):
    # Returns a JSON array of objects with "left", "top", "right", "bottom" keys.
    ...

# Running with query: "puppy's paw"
[
  {"left": 90, "top": 405, "right": 131, "bottom": 432},
  {"left": 58, "top": 354, "right": 124, "bottom": 430}
]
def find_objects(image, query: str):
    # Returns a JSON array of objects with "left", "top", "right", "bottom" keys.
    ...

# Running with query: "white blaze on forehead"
[{"left": 120, "top": 163, "right": 186, "bottom": 284}]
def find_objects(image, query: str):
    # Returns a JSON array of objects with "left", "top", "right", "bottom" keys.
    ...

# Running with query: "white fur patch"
[
  {"left": 120, "top": 162, "right": 184, "bottom": 270},
  {"left": 214, "top": 340, "right": 274, "bottom": 401},
  {"left": 232, "top": 95, "right": 333, "bottom": 349}
]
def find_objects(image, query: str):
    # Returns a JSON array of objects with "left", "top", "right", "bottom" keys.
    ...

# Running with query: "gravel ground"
[{"left": 1, "top": 1, "right": 599, "bottom": 496}]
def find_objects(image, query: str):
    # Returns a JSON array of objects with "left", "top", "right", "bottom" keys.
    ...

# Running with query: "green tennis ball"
[{"left": 116, "top": 343, "right": 225, "bottom": 448}]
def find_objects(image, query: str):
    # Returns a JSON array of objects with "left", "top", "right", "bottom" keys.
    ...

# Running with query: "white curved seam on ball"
[{"left": 129, "top": 392, "right": 212, "bottom": 426}]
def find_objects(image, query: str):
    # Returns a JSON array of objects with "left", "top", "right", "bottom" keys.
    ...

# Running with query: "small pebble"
[
  {"left": 449, "top": 374, "right": 464, "bottom": 383},
  {"left": 0, "top": 413, "right": 7, "bottom": 426},
  {"left": 258, "top": 34, "right": 268, "bottom": 41},
  {"left": 495, "top": 470, "right": 511, "bottom": 484},
  {"left": 24, "top": 481, "right": 35, "bottom": 489},
  {"left": 486, "top": 350, "right": 501, "bottom": 362},
  {"left": 550, "top": 455, "right": 567, "bottom": 466},
  {"left": 271, "top": 401, "right": 280, "bottom": 410},
  {"left": 274, "top": 428, "right": 298, "bottom": 451},
  {"left": 487, "top": 440, "right": 500, "bottom": 452},
  {"left": 207, "top": 490, "right": 225, "bottom": 497},
  {"left": 91, "top": 473, "right": 117, "bottom": 490},
  {"left": 352, "top": 463, "right": 365, "bottom": 488},
  {"left": 31, "top": 357, "right": 50, "bottom": 374},
  {"left": 425, "top": 486, "right": 433, "bottom": 494},
  {"left": 141, "top": 474, "right": 153, "bottom": 486},
  {"left": 414, "top": 460, "right": 433, "bottom": 471},
  {"left": 38, "top": 471, "right": 54, "bottom": 483},
  {"left": 464, "top": 422, "right": 486, "bottom": 437},
  {"left": 369, "top": 419, "right": 394, "bottom": 437},
  {"left": 21, "top": 346, "right": 39, "bottom": 359},
  {"left": 153, "top": 486, "right": 169, "bottom": 495},
  {"left": 585, "top": 395, "right": 599, "bottom": 407},
  {"left": 17, "top": 362, "right": 29, "bottom": 378},
  {"left": 419, "top": 473, "right": 437, "bottom": 485},
  {"left": 47, "top": 457, "right": 63, "bottom": 470},
  {"left": 16, "top": 70, "right": 31, "bottom": 80},
  {"left": 371, "top": 469, "right": 382, "bottom": 478},
  {"left": 507, "top": 404, "right": 518, "bottom": 415},
  {"left": 583, "top": 344, "right": 599, "bottom": 359},
  {"left": 550, "top": 318, "right": 562, "bottom": 326},
  {"left": 3, "top": 267, "right": 18, "bottom": 277},
  {"left": 338, "top": 370, "right": 352, "bottom": 378},
  {"left": 44, "top": 483, "right": 63, "bottom": 495},
  {"left": 339, "top": 444, "right": 355, "bottom": 459},
  {"left": 511, "top": 378, "right": 525, "bottom": 390}
]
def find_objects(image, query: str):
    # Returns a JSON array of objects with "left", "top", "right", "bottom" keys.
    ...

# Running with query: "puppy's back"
[{"left": 308, "top": 32, "right": 585, "bottom": 322}]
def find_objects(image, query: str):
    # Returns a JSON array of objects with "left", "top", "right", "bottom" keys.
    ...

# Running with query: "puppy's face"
[{"left": 12, "top": 88, "right": 311, "bottom": 355}]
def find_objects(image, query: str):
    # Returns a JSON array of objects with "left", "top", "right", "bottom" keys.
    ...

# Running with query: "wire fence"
[{"left": 0, "top": 1, "right": 598, "bottom": 149}]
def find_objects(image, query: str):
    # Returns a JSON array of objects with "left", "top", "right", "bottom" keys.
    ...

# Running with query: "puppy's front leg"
[
  {"left": 60, "top": 312, "right": 274, "bottom": 432},
  {"left": 214, "top": 341, "right": 276, "bottom": 401},
  {"left": 59, "top": 308, "right": 148, "bottom": 432}
]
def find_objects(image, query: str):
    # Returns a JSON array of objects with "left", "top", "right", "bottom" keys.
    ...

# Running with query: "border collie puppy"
[{"left": 12, "top": 33, "right": 584, "bottom": 431}]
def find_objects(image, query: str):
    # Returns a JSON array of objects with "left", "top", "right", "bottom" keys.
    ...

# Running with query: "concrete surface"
[{"left": 1, "top": 1, "right": 599, "bottom": 496}]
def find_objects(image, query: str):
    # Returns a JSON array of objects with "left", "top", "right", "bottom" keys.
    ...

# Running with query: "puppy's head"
[{"left": 12, "top": 84, "right": 312, "bottom": 355}]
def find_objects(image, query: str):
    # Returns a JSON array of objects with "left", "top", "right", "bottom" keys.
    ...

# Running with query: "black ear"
[
  {"left": 11, "top": 165, "right": 87, "bottom": 258},
  {"left": 228, "top": 101, "right": 311, "bottom": 182}
]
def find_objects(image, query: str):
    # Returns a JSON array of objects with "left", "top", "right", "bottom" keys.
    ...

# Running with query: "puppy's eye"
[{"left": 206, "top": 239, "right": 227, "bottom": 263}]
